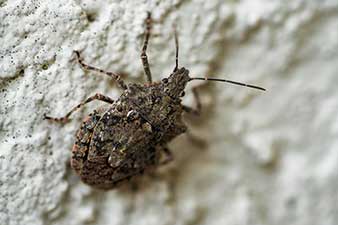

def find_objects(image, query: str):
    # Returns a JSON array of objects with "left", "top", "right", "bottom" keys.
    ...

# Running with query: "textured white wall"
[{"left": 1, "top": 0, "right": 338, "bottom": 225}]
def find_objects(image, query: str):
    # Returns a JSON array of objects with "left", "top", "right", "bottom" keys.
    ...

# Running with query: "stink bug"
[{"left": 44, "top": 12, "right": 265, "bottom": 189}]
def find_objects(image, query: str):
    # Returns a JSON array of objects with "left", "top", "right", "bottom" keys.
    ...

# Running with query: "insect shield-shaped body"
[
  {"left": 71, "top": 68, "right": 190, "bottom": 189},
  {"left": 44, "top": 12, "right": 265, "bottom": 189}
]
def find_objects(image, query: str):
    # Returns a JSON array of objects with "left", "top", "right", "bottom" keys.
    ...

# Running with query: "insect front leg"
[
  {"left": 158, "top": 145, "right": 174, "bottom": 165},
  {"left": 140, "top": 12, "right": 153, "bottom": 83},
  {"left": 74, "top": 51, "right": 127, "bottom": 90},
  {"left": 183, "top": 87, "right": 201, "bottom": 116},
  {"left": 185, "top": 128, "right": 207, "bottom": 149},
  {"left": 44, "top": 93, "right": 114, "bottom": 123},
  {"left": 182, "top": 87, "right": 207, "bottom": 148}
]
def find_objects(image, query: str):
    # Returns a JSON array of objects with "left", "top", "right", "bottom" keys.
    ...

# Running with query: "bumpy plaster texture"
[{"left": 1, "top": 0, "right": 338, "bottom": 225}]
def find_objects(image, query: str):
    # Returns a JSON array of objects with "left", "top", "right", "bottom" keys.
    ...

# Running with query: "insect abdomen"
[{"left": 71, "top": 108, "right": 107, "bottom": 181}]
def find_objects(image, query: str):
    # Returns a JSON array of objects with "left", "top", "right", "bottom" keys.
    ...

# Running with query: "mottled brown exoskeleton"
[{"left": 44, "top": 13, "right": 265, "bottom": 189}]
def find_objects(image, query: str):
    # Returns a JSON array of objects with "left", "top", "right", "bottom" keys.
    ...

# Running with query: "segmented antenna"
[
  {"left": 189, "top": 77, "right": 266, "bottom": 91},
  {"left": 173, "top": 23, "right": 179, "bottom": 72}
]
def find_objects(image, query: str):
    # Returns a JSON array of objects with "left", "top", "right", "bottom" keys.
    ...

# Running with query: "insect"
[{"left": 44, "top": 13, "right": 265, "bottom": 189}]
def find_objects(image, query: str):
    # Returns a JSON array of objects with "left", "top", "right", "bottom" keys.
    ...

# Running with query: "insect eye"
[
  {"left": 162, "top": 78, "right": 168, "bottom": 83},
  {"left": 180, "top": 91, "right": 185, "bottom": 97}
]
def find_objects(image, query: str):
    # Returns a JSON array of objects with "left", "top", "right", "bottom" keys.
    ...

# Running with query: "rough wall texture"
[{"left": 1, "top": 0, "right": 338, "bottom": 225}]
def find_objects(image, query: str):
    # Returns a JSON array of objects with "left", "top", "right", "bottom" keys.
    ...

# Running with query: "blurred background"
[{"left": 1, "top": 0, "right": 338, "bottom": 225}]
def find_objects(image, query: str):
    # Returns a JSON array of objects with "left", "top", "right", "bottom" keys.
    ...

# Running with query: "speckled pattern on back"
[{"left": 71, "top": 68, "right": 189, "bottom": 189}]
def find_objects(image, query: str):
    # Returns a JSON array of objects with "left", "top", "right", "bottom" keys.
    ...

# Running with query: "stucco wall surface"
[{"left": 1, "top": 0, "right": 338, "bottom": 225}]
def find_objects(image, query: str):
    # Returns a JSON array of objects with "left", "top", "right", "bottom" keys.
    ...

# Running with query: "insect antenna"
[
  {"left": 189, "top": 77, "right": 266, "bottom": 91},
  {"left": 173, "top": 23, "right": 179, "bottom": 72}
]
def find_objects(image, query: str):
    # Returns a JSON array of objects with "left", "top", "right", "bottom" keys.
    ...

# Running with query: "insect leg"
[
  {"left": 159, "top": 145, "right": 174, "bottom": 165},
  {"left": 140, "top": 12, "right": 153, "bottom": 83},
  {"left": 44, "top": 93, "right": 114, "bottom": 123},
  {"left": 182, "top": 87, "right": 201, "bottom": 116},
  {"left": 185, "top": 129, "right": 207, "bottom": 148},
  {"left": 74, "top": 51, "right": 127, "bottom": 90}
]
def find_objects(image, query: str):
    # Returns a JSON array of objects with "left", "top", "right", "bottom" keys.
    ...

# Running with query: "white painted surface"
[{"left": 1, "top": 0, "right": 338, "bottom": 225}]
